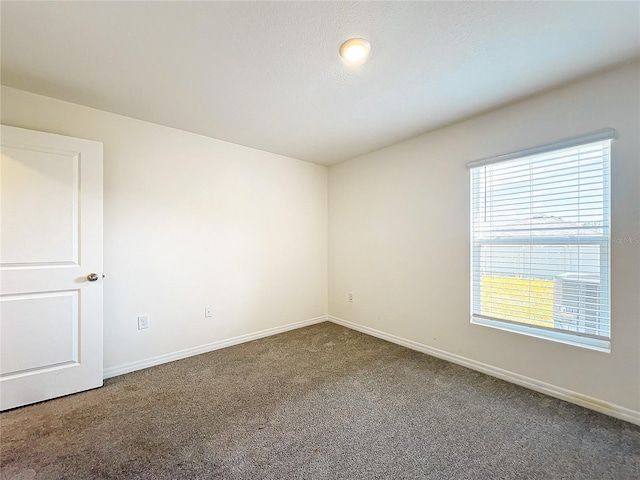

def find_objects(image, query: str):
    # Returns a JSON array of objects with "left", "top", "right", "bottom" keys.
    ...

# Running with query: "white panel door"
[{"left": 0, "top": 125, "right": 103, "bottom": 411}]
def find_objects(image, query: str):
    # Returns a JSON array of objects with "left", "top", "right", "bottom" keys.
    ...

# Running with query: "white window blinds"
[{"left": 469, "top": 130, "right": 613, "bottom": 351}]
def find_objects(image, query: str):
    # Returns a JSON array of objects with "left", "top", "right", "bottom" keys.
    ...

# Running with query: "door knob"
[{"left": 87, "top": 273, "right": 99, "bottom": 282}]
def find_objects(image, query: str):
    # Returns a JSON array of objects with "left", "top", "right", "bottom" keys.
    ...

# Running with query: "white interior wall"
[
  {"left": 1, "top": 86, "right": 328, "bottom": 372},
  {"left": 328, "top": 62, "right": 640, "bottom": 415}
]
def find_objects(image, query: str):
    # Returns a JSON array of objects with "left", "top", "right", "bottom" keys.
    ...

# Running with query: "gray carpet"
[{"left": 1, "top": 322, "right": 639, "bottom": 479}]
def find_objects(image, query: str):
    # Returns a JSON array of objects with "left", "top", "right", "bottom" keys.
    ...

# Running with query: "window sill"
[{"left": 471, "top": 315, "right": 610, "bottom": 353}]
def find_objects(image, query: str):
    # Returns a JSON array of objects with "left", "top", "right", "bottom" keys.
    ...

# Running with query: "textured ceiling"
[{"left": 1, "top": 1, "right": 639, "bottom": 165}]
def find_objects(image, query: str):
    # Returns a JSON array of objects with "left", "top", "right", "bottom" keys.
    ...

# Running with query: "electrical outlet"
[
  {"left": 348, "top": 292, "right": 354, "bottom": 303},
  {"left": 138, "top": 315, "right": 149, "bottom": 330},
  {"left": 204, "top": 306, "right": 212, "bottom": 318}
]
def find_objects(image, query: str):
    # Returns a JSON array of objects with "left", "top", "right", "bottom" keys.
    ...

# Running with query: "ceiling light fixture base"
[{"left": 339, "top": 38, "right": 371, "bottom": 65}]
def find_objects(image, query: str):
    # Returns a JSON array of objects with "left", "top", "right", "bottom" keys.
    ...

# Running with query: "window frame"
[{"left": 468, "top": 129, "right": 614, "bottom": 352}]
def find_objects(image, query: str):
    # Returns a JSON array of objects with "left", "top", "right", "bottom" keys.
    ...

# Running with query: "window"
[{"left": 469, "top": 129, "right": 613, "bottom": 351}]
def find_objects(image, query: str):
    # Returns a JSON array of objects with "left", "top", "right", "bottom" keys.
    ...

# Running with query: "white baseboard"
[
  {"left": 103, "top": 315, "right": 328, "bottom": 379},
  {"left": 328, "top": 315, "right": 640, "bottom": 426}
]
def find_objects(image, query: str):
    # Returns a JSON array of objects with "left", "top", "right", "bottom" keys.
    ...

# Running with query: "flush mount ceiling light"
[{"left": 339, "top": 38, "right": 371, "bottom": 65}]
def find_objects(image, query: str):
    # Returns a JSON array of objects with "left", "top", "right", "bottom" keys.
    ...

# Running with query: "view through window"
[{"left": 469, "top": 133, "right": 611, "bottom": 351}]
